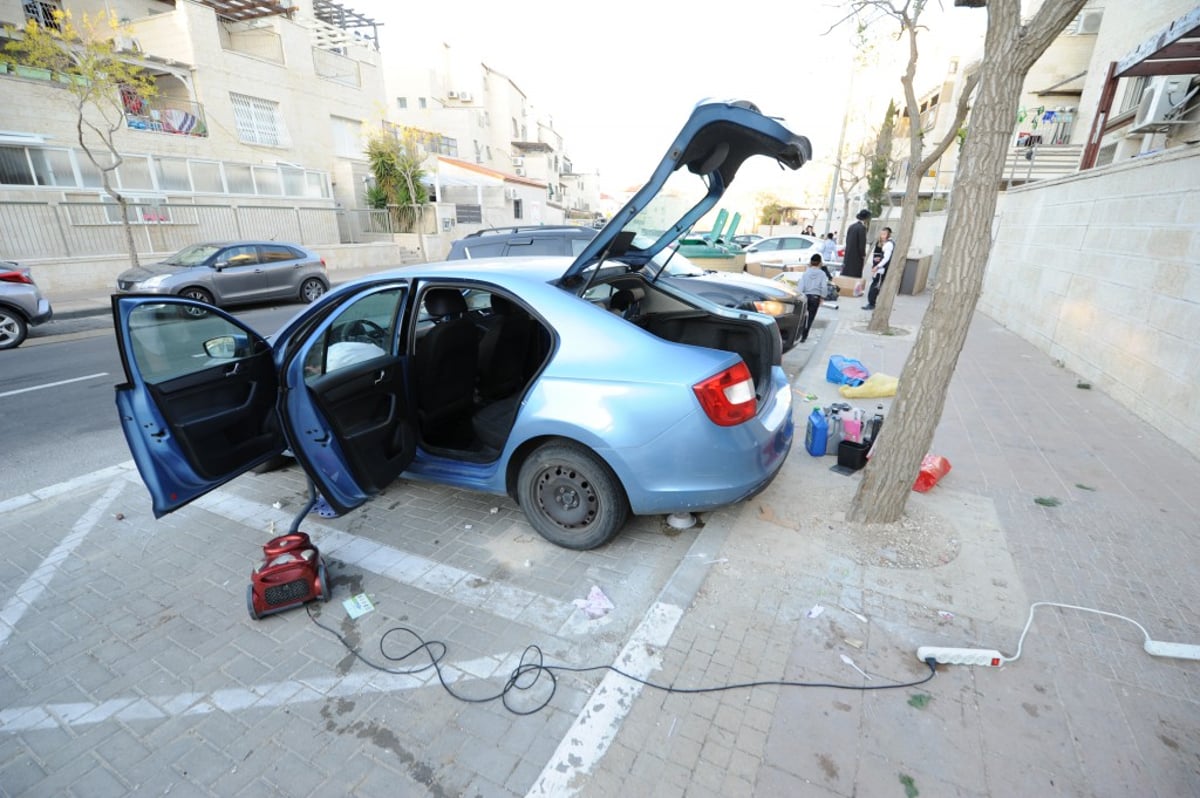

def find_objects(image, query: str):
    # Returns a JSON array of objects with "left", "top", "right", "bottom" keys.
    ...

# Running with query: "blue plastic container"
[{"left": 805, "top": 407, "right": 828, "bottom": 457}]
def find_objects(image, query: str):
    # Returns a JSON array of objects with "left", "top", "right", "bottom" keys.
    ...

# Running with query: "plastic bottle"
[
  {"left": 867, "top": 404, "right": 885, "bottom": 444},
  {"left": 825, "top": 408, "right": 843, "bottom": 455},
  {"left": 805, "top": 406, "right": 828, "bottom": 457}
]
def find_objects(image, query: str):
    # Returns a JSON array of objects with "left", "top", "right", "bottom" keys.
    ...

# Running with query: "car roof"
[{"left": 462, "top": 225, "right": 592, "bottom": 239}]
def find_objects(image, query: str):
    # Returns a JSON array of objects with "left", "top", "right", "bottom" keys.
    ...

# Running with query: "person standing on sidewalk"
[
  {"left": 821, "top": 232, "right": 837, "bottom": 265},
  {"left": 863, "top": 226, "right": 894, "bottom": 311},
  {"left": 798, "top": 254, "right": 829, "bottom": 343},
  {"left": 840, "top": 209, "right": 871, "bottom": 294}
]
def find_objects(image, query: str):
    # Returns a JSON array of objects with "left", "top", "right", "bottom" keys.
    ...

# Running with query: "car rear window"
[{"left": 457, "top": 241, "right": 506, "bottom": 259}]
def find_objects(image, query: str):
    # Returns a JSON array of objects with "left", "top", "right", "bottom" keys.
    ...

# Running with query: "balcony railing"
[{"left": 123, "top": 96, "right": 209, "bottom": 137}]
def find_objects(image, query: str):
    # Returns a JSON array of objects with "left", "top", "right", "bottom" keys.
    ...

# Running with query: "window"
[
  {"left": 190, "top": 161, "right": 224, "bottom": 193},
  {"left": 252, "top": 166, "right": 281, "bottom": 196},
  {"left": 261, "top": 244, "right": 301, "bottom": 262},
  {"left": 0, "top": 146, "right": 35, "bottom": 185},
  {"left": 24, "top": 0, "right": 62, "bottom": 30},
  {"left": 118, "top": 156, "right": 154, "bottom": 190},
  {"left": 397, "top": 97, "right": 407, "bottom": 109},
  {"left": 224, "top": 164, "right": 254, "bottom": 193},
  {"left": 305, "top": 171, "right": 328, "bottom": 198},
  {"left": 281, "top": 167, "right": 305, "bottom": 196},
  {"left": 153, "top": 157, "right": 192, "bottom": 191},
  {"left": 418, "top": 97, "right": 427, "bottom": 109},
  {"left": 220, "top": 244, "right": 260, "bottom": 267},
  {"left": 513, "top": 198, "right": 523, "bottom": 220},
  {"left": 230, "top": 93, "right": 287, "bottom": 147},
  {"left": 330, "top": 116, "right": 363, "bottom": 158},
  {"left": 304, "top": 288, "right": 401, "bottom": 381},
  {"left": 1119, "top": 77, "right": 1148, "bottom": 115}
]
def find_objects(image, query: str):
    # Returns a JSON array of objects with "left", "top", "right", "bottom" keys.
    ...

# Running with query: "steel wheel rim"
[{"left": 533, "top": 463, "right": 597, "bottom": 530}]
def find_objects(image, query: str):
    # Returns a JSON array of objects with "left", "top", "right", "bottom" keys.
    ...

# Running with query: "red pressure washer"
[{"left": 247, "top": 480, "right": 331, "bottom": 620}]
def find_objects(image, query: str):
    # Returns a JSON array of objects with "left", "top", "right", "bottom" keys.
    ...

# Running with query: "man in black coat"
[{"left": 840, "top": 209, "right": 871, "bottom": 286}]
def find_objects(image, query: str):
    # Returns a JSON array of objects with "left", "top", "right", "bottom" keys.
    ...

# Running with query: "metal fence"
[{"left": 0, "top": 200, "right": 387, "bottom": 260}]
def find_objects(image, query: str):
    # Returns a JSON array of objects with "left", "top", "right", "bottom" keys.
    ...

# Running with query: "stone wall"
[{"left": 981, "top": 146, "right": 1200, "bottom": 457}]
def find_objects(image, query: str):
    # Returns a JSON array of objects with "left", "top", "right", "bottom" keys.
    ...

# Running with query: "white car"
[{"left": 742, "top": 234, "right": 824, "bottom": 277}]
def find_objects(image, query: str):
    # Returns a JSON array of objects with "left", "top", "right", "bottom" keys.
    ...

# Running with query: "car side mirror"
[
  {"left": 213, "top": 261, "right": 228, "bottom": 271},
  {"left": 204, "top": 334, "right": 248, "bottom": 359}
]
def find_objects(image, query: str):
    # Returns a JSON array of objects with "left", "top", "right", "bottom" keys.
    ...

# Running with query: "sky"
[{"left": 352, "top": 0, "right": 987, "bottom": 223}]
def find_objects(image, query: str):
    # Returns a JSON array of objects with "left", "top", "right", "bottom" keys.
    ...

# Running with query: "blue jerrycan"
[{"left": 805, "top": 407, "right": 828, "bottom": 457}]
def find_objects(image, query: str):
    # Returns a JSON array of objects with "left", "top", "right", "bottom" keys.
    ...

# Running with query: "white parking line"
[
  {"left": 0, "top": 479, "right": 125, "bottom": 650},
  {"left": 0, "top": 651, "right": 520, "bottom": 732},
  {"left": 0, "top": 372, "right": 109, "bottom": 398},
  {"left": 192, "top": 491, "right": 576, "bottom": 629},
  {"left": 0, "top": 462, "right": 137, "bottom": 514}
]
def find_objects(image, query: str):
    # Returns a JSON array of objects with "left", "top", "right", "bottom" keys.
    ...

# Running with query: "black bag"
[{"left": 825, "top": 282, "right": 840, "bottom": 302}]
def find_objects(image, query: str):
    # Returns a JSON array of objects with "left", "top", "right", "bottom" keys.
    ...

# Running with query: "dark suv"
[{"left": 446, "top": 226, "right": 806, "bottom": 350}]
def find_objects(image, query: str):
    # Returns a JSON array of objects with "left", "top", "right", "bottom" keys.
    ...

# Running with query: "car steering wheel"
[{"left": 342, "top": 318, "right": 387, "bottom": 346}]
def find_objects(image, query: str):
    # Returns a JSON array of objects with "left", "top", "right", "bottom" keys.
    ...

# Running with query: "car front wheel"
[
  {"left": 300, "top": 277, "right": 326, "bottom": 303},
  {"left": 0, "top": 308, "right": 29, "bottom": 350},
  {"left": 517, "top": 441, "right": 628, "bottom": 550},
  {"left": 179, "top": 287, "right": 214, "bottom": 318}
]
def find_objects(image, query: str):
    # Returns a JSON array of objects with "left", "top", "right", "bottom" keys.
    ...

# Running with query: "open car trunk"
[{"left": 603, "top": 275, "right": 778, "bottom": 398}]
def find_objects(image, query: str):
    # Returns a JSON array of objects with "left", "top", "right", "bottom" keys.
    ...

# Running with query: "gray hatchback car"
[
  {"left": 0, "top": 261, "right": 54, "bottom": 350},
  {"left": 116, "top": 241, "right": 329, "bottom": 309}
]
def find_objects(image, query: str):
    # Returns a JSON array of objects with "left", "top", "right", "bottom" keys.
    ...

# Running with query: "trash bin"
[{"left": 900, "top": 254, "right": 931, "bottom": 295}]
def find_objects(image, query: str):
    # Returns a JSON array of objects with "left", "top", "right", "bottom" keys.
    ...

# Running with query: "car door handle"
[
  {"left": 374, "top": 370, "right": 387, "bottom": 385},
  {"left": 224, "top": 362, "right": 241, "bottom": 377}
]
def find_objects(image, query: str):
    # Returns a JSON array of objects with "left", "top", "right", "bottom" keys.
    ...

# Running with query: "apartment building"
[{"left": 0, "top": 0, "right": 386, "bottom": 264}]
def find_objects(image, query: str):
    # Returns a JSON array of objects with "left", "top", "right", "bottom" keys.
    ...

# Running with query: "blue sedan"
[{"left": 111, "top": 99, "right": 812, "bottom": 549}]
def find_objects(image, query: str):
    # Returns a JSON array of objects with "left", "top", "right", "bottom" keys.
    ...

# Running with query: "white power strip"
[
  {"left": 1144, "top": 640, "right": 1200, "bottom": 660},
  {"left": 916, "top": 646, "right": 1005, "bottom": 667}
]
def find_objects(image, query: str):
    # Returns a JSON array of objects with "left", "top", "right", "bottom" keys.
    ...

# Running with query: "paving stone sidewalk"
[{"left": 582, "top": 294, "right": 1200, "bottom": 797}]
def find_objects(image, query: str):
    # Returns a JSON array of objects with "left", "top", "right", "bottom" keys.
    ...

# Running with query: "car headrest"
[
  {"left": 424, "top": 288, "right": 468, "bottom": 319},
  {"left": 610, "top": 286, "right": 645, "bottom": 312},
  {"left": 490, "top": 294, "right": 516, "bottom": 316}
]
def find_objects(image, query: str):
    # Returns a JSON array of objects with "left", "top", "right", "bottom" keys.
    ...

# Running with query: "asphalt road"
[{"left": 1, "top": 303, "right": 303, "bottom": 495}]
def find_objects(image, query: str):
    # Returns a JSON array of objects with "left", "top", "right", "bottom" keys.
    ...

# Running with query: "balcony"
[{"left": 123, "top": 94, "right": 209, "bottom": 137}]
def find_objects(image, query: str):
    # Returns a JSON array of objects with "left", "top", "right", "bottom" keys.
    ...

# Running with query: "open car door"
[
  {"left": 113, "top": 285, "right": 417, "bottom": 520},
  {"left": 113, "top": 296, "right": 286, "bottom": 517}
]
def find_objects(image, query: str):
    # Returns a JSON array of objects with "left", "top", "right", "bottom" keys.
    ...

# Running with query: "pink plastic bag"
[{"left": 913, "top": 454, "right": 952, "bottom": 492}]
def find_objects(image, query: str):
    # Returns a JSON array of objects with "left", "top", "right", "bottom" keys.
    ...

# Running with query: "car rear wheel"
[
  {"left": 0, "top": 308, "right": 29, "bottom": 350},
  {"left": 517, "top": 441, "right": 628, "bottom": 550},
  {"left": 179, "top": 287, "right": 214, "bottom": 318},
  {"left": 300, "top": 277, "right": 326, "bottom": 303}
]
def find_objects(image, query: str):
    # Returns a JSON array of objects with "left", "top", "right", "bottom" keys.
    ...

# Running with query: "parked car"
[
  {"left": 116, "top": 241, "right": 329, "bottom": 310},
  {"left": 742, "top": 234, "right": 825, "bottom": 277},
  {"left": 731, "top": 233, "right": 763, "bottom": 248},
  {"left": 111, "top": 99, "right": 812, "bottom": 550},
  {"left": 0, "top": 261, "right": 54, "bottom": 350},
  {"left": 449, "top": 226, "right": 807, "bottom": 350}
]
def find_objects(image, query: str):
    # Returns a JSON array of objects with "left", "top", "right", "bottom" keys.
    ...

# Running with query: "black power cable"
[{"left": 306, "top": 606, "right": 938, "bottom": 716}]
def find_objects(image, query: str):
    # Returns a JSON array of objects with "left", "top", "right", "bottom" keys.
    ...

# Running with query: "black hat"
[{"left": 856, "top": 209, "right": 872, "bottom": 221}]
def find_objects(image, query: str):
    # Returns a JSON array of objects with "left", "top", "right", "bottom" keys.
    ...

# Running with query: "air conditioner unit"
[
  {"left": 515, "top": 167, "right": 526, "bottom": 177},
  {"left": 1074, "top": 10, "right": 1102, "bottom": 35},
  {"left": 457, "top": 91, "right": 473, "bottom": 102},
  {"left": 114, "top": 35, "right": 142, "bottom": 53},
  {"left": 504, "top": 188, "right": 519, "bottom": 200},
  {"left": 446, "top": 90, "right": 459, "bottom": 99},
  {"left": 1131, "top": 75, "right": 1200, "bottom": 132},
  {"left": 511, "top": 156, "right": 525, "bottom": 167}
]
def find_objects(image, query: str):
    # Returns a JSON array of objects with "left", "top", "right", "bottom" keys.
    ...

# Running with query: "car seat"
[
  {"left": 414, "top": 288, "right": 478, "bottom": 443},
  {"left": 476, "top": 294, "right": 534, "bottom": 401}
]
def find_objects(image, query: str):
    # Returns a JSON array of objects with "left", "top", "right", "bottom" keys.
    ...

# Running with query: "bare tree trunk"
[{"left": 847, "top": 0, "right": 1089, "bottom": 523}]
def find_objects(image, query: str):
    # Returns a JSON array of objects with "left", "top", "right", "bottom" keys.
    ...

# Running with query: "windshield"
[{"left": 164, "top": 244, "right": 222, "bottom": 267}]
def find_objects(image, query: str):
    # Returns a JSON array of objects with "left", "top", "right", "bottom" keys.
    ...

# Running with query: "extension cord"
[{"left": 916, "top": 646, "right": 1004, "bottom": 667}]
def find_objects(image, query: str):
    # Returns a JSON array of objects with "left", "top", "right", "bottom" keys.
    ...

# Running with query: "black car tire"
[
  {"left": 0, "top": 308, "right": 29, "bottom": 350},
  {"left": 517, "top": 441, "right": 628, "bottom": 550},
  {"left": 179, "top": 287, "right": 214, "bottom": 318},
  {"left": 300, "top": 277, "right": 326, "bottom": 303}
]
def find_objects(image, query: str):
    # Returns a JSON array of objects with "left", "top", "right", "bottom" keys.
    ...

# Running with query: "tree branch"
[
  {"left": 917, "top": 69, "right": 979, "bottom": 174},
  {"left": 1016, "top": 0, "right": 1090, "bottom": 72}
]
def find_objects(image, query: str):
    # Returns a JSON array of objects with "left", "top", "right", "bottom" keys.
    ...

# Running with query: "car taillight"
[
  {"left": 0, "top": 270, "right": 33, "bottom": 285},
  {"left": 693, "top": 361, "right": 757, "bottom": 426},
  {"left": 320, "top": 258, "right": 327, "bottom": 269}
]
